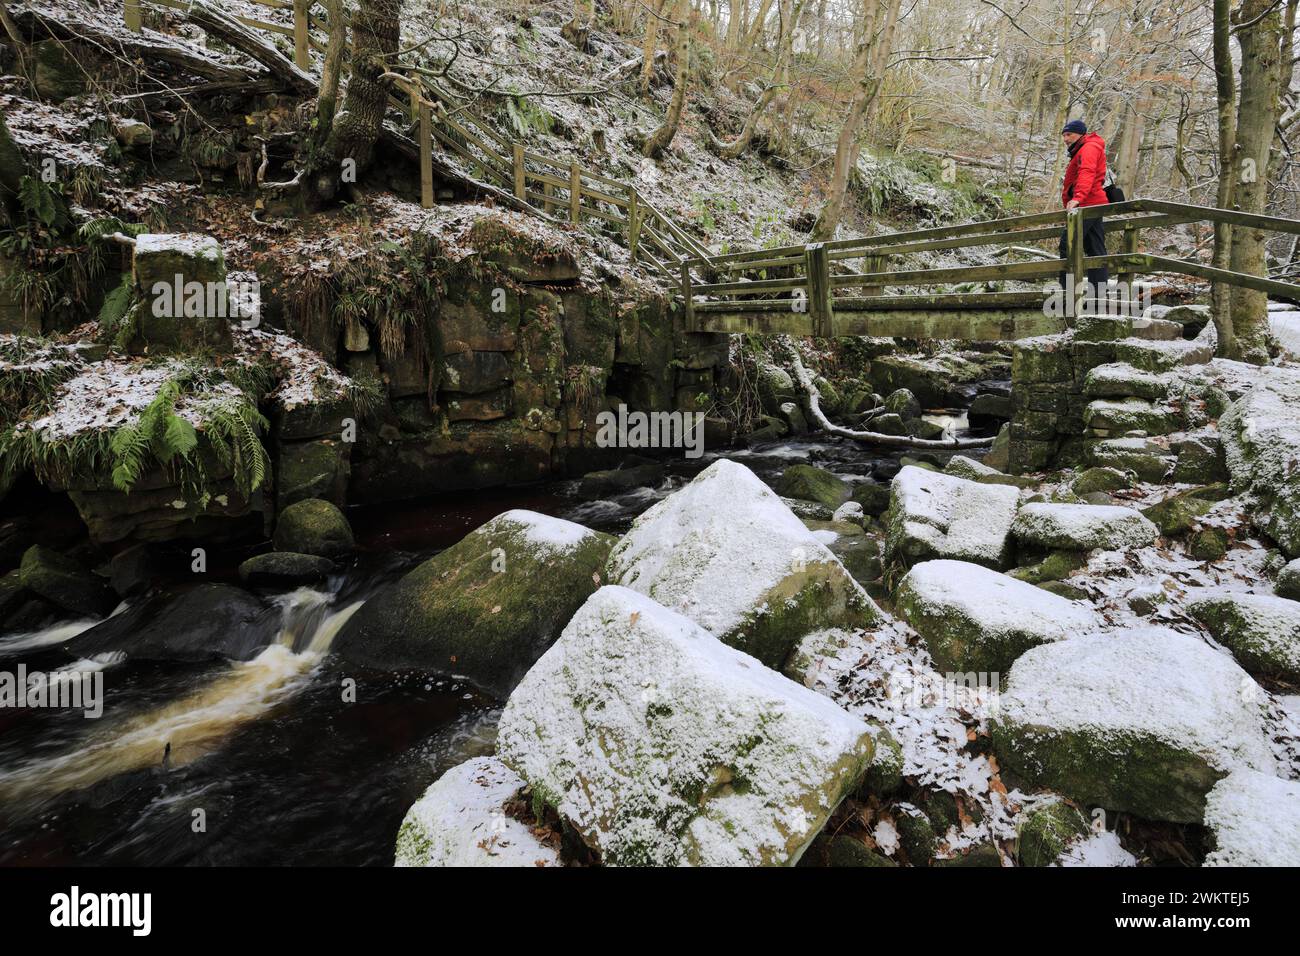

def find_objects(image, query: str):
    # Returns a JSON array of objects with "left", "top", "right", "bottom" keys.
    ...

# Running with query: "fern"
[
  {"left": 109, "top": 380, "right": 198, "bottom": 491},
  {"left": 203, "top": 397, "right": 270, "bottom": 498}
]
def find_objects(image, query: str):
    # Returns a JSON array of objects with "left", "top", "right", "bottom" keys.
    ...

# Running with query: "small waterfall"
[{"left": 0, "top": 591, "right": 362, "bottom": 807}]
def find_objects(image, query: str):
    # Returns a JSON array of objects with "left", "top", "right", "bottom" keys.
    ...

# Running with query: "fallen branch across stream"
[{"left": 789, "top": 351, "right": 995, "bottom": 450}]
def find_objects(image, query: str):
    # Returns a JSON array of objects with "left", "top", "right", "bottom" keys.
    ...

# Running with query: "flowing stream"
[{"left": 0, "top": 422, "right": 975, "bottom": 865}]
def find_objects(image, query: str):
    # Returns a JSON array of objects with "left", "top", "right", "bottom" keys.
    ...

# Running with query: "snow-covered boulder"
[
  {"left": 1089, "top": 436, "right": 1175, "bottom": 483},
  {"left": 991, "top": 628, "right": 1275, "bottom": 823},
  {"left": 1220, "top": 365, "right": 1300, "bottom": 558},
  {"left": 1203, "top": 768, "right": 1300, "bottom": 867},
  {"left": 496, "top": 586, "right": 875, "bottom": 866},
  {"left": 394, "top": 756, "right": 560, "bottom": 867},
  {"left": 895, "top": 560, "right": 1099, "bottom": 676},
  {"left": 1011, "top": 502, "right": 1158, "bottom": 552},
  {"left": 1186, "top": 589, "right": 1300, "bottom": 684},
  {"left": 334, "top": 510, "right": 615, "bottom": 697},
  {"left": 884, "top": 466, "right": 1020, "bottom": 570},
  {"left": 606, "top": 459, "right": 880, "bottom": 669}
]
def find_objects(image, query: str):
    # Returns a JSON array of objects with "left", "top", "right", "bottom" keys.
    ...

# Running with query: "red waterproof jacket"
[{"left": 1061, "top": 131, "right": 1108, "bottom": 207}]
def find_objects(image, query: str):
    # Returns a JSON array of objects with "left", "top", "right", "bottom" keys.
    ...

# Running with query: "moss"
[
  {"left": 272, "top": 498, "right": 354, "bottom": 558},
  {"left": 1071, "top": 466, "right": 1131, "bottom": 495},
  {"left": 895, "top": 807, "right": 936, "bottom": 864},
  {"left": 1142, "top": 491, "right": 1214, "bottom": 537},
  {"left": 860, "top": 724, "right": 904, "bottom": 798},
  {"left": 776, "top": 464, "right": 850, "bottom": 508},
  {"left": 1016, "top": 800, "right": 1088, "bottom": 867},
  {"left": 990, "top": 720, "right": 1226, "bottom": 824}
]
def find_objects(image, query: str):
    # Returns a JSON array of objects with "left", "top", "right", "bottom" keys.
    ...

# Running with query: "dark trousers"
[{"left": 1058, "top": 215, "right": 1108, "bottom": 300}]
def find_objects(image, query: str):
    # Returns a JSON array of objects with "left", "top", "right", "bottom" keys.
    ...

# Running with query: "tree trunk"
[
  {"left": 1211, "top": 0, "right": 1238, "bottom": 357},
  {"left": 0, "top": 111, "right": 26, "bottom": 225},
  {"left": 1227, "top": 0, "right": 1283, "bottom": 363},
  {"left": 810, "top": 0, "right": 901, "bottom": 242},
  {"left": 640, "top": 0, "right": 665, "bottom": 95},
  {"left": 327, "top": 0, "right": 399, "bottom": 180},
  {"left": 643, "top": 0, "right": 691, "bottom": 158},
  {"left": 712, "top": 0, "right": 806, "bottom": 159}
]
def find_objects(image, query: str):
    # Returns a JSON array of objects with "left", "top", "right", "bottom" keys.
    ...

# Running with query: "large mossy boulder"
[
  {"left": 18, "top": 545, "right": 116, "bottom": 618},
  {"left": 1011, "top": 502, "right": 1158, "bottom": 552},
  {"left": 776, "top": 463, "right": 851, "bottom": 508},
  {"left": 606, "top": 459, "right": 880, "bottom": 670},
  {"left": 334, "top": 510, "right": 614, "bottom": 698},
  {"left": 883, "top": 466, "right": 1020, "bottom": 570},
  {"left": 1203, "top": 768, "right": 1300, "bottom": 867},
  {"left": 1220, "top": 365, "right": 1300, "bottom": 559},
  {"left": 1186, "top": 589, "right": 1300, "bottom": 684},
  {"left": 895, "top": 560, "right": 1098, "bottom": 676},
  {"left": 63, "top": 583, "right": 280, "bottom": 662},
  {"left": 1277, "top": 559, "right": 1300, "bottom": 601},
  {"left": 272, "top": 498, "right": 355, "bottom": 558},
  {"left": 496, "top": 586, "right": 874, "bottom": 866},
  {"left": 395, "top": 756, "right": 560, "bottom": 867},
  {"left": 991, "top": 628, "right": 1275, "bottom": 823}
]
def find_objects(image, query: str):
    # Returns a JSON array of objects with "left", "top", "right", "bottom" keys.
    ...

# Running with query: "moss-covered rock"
[
  {"left": 395, "top": 756, "right": 560, "bottom": 867},
  {"left": 777, "top": 463, "right": 851, "bottom": 508},
  {"left": 496, "top": 586, "right": 875, "bottom": 866},
  {"left": 131, "top": 234, "right": 234, "bottom": 352},
  {"left": 937, "top": 842, "right": 1003, "bottom": 866},
  {"left": 893, "top": 805, "right": 937, "bottom": 864},
  {"left": 756, "top": 362, "right": 797, "bottom": 415},
  {"left": 277, "top": 439, "right": 349, "bottom": 508},
  {"left": 18, "top": 545, "right": 115, "bottom": 618},
  {"left": 1172, "top": 435, "right": 1229, "bottom": 485},
  {"left": 1277, "top": 559, "right": 1300, "bottom": 601},
  {"left": 991, "top": 628, "right": 1275, "bottom": 823},
  {"left": 861, "top": 724, "right": 905, "bottom": 797},
  {"left": 1189, "top": 526, "right": 1230, "bottom": 561},
  {"left": 882, "top": 387, "right": 921, "bottom": 420},
  {"left": 884, "top": 466, "right": 1020, "bottom": 570},
  {"left": 896, "top": 559, "right": 1098, "bottom": 676},
  {"left": 1083, "top": 398, "right": 1181, "bottom": 436},
  {"left": 1141, "top": 489, "right": 1215, "bottom": 537},
  {"left": 852, "top": 481, "right": 892, "bottom": 516},
  {"left": 1071, "top": 466, "right": 1131, "bottom": 495},
  {"left": 272, "top": 498, "right": 354, "bottom": 558},
  {"left": 1083, "top": 362, "right": 1170, "bottom": 401},
  {"left": 827, "top": 835, "right": 897, "bottom": 867},
  {"left": 1016, "top": 799, "right": 1089, "bottom": 866},
  {"left": 1011, "top": 502, "right": 1158, "bottom": 551},
  {"left": 334, "top": 510, "right": 613, "bottom": 697},
  {"left": 1220, "top": 366, "right": 1300, "bottom": 559},
  {"left": 1089, "top": 437, "right": 1174, "bottom": 483},
  {"left": 944, "top": 454, "right": 1036, "bottom": 488},
  {"left": 1008, "top": 549, "right": 1089, "bottom": 584},
  {"left": 608, "top": 460, "right": 880, "bottom": 669},
  {"left": 1186, "top": 589, "right": 1300, "bottom": 684},
  {"left": 238, "top": 551, "right": 335, "bottom": 588}
]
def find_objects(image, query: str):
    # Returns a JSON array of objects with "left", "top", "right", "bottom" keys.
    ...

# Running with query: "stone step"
[
  {"left": 1083, "top": 362, "right": 1170, "bottom": 401},
  {"left": 1130, "top": 317, "right": 1183, "bottom": 341},
  {"left": 1083, "top": 397, "right": 1182, "bottom": 437},
  {"left": 1113, "top": 337, "right": 1213, "bottom": 373}
]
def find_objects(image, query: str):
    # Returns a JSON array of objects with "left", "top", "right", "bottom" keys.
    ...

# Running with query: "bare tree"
[
  {"left": 643, "top": 0, "right": 692, "bottom": 158},
  {"left": 811, "top": 0, "right": 903, "bottom": 241}
]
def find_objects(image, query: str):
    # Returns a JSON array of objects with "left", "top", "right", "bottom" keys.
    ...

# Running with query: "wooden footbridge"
[{"left": 118, "top": 1, "right": 1300, "bottom": 340}]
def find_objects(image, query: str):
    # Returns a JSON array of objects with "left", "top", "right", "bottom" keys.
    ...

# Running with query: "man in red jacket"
[{"left": 1057, "top": 119, "right": 1109, "bottom": 307}]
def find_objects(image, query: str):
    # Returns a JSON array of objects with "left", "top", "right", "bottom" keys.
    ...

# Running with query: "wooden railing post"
[
  {"left": 512, "top": 144, "right": 526, "bottom": 201},
  {"left": 627, "top": 188, "right": 641, "bottom": 258},
  {"left": 293, "top": 0, "right": 310, "bottom": 70},
  {"left": 681, "top": 260, "right": 696, "bottom": 333},
  {"left": 863, "top": 254, "right": 883, "bottom": 298},
  {"left": 1118, "top": 223, "right": 1139, "bottom": 311},
  {"left": 569, "top": 162, "right": 581, "bottom": 224},
  {"left": 125, "top": 0, "right": 142, "bottom": 32},
  {"left": 418, "top": 98, "right": 433, "bottom": 210},
  {"left": 804, "top": 242, "right": 833, "bottom": 337},
  {"left": 1067, "top": 209, "right": 1085, "bottom": 305}
]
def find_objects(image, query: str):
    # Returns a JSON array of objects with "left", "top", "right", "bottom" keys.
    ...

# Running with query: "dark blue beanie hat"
[{"left": 1062, "top": 119, "right": 1087, "bottom": 135}]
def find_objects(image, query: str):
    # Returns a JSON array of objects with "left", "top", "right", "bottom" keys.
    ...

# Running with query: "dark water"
[{"left": 0, "top": 430, "right": 965, "bottom": 866}]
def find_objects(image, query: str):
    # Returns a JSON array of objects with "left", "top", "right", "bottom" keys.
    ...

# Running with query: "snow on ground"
[{"left": 1057, "top": 829, "right": 1137, "bottom": 867}]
